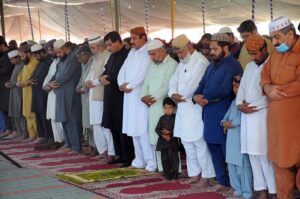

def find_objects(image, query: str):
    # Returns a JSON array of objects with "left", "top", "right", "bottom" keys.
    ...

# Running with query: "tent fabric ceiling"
[{"left": 2, "top": 0, "right": 300, "bottom": 42}]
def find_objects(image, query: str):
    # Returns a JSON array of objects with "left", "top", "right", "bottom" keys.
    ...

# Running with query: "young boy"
[
  {"left": 221, "top": 75, "right": 253, "bottom": 199},
  {"left": 155, "top": 97, "right": 179, "bottom": 180}
]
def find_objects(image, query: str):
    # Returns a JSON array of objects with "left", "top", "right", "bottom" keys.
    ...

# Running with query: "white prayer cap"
[
  {"left": 39, "top": 40, "right": 47, "bottom": 45},
  {"left": 218, "top": 27, "right": 233, "bottom": 34},
  {"left": 147, "top": 39, "right": 163, "bottom": 51},
  {"left": 8, "top": 50, "right": 19, "bottom": 59},
  {"left": 31, "top": 44, "right": 43, "bottom": 53},
  {"left": 53, "top": 39, "right": 65, "bottom": 49},
  {"left": 88, "top": 34, "right": 101, "bottom": 45},
  {"left": 269, "top": 16, "right": 292, "bottom": 33}
]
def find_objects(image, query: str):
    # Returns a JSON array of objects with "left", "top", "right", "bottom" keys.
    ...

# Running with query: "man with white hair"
[
  {"left": 169, "top": 34, "right": 215, "bottom": 185},
  {"left": 5, "top": 50, "right": 27, "bottom": 139},
  {"left": 141, "top": 39, "right": 177, "bottom": 172},
  {"left": 75, "top": 46, "right": 95, "bottom": 156},
  {"left": 261, "top": 16, "right": 300, "bottom": 199},
  {"left": 85, "top": 35, "right": 115, "bottom": 161},
  {"left": 118, "top": 27, "right": 156, "bottom": 172},
  {"left": 48, "top": 39, "right": 82, "bottom": 154},
  {"left": 30, "top": 44, "right": 53, "bottom": 145}
]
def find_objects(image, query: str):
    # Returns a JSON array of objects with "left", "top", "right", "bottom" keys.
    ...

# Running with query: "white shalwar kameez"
[
  {"left": 86, "top": 64, "right": 115, "bottom": 156},
  {"left": 236, "top": 58, "right": 276, "bottom": 193},
  {"left": 117, "top": 44, "right": 156, "bottom": 172},
  {"left": 168, "top": 51, "right": 215, "bottom": 178},
  {"left": 42, "top": 58, "right": 64, "bottom": 142}
]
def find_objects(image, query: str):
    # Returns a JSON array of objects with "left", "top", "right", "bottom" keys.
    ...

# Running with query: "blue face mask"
[
  {"left": 275, "top": 35, "right": 292, "bottom": 53},
  {"left": 275, "top": 43, "right": 290, "bottom": 53}
]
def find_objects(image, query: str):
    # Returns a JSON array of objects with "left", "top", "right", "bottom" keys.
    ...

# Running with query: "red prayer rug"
[{"left": 0, "top": 139, "right": 228, "bottom": 198}]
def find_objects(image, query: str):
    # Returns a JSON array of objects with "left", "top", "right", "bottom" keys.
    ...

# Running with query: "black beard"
[
  {"left": 60, "top": 54, "right": 67, "bottom": 61},
  {"left": 255, "top": 55, "right": 268, "bottom": 66},
  {"left": 23, "top": 57, "right": 30, "bottom": 65},
  {"left": 211, "top": 50, "right": 225, "bottom": 63}
]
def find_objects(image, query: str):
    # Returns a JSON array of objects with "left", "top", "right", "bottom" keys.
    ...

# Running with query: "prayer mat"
[{"left": 57, "top": 168, "right": 155, "bottom": 184}]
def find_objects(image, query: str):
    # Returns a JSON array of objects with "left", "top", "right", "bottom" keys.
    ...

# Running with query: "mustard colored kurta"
[
  {"left": 261, "top": 37, "right": 300, "bottom": 168},
  {"left": 17, "top": 57, "right": 38, "bottom": 117}
]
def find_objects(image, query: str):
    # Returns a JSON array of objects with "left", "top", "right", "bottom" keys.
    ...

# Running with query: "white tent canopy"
[{"left": 2, "top": 0, "right": 300, "bottom": 43}]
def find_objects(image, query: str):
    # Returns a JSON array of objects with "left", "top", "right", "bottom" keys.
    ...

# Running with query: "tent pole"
[
  {"left": 0, "top": 0, "right": 5, "bottom": 38},
  {"left": 111, "top": 0, "right": 120, "bottom": 33},
  {"left": 171, "top": 0, "right": 175, "bottom": 39},
  {"left": 18, "top": 16, "right": 22, "bottom": 42},
  {"left": 38, "top": 10, "right": 42, "bottom": 40}
]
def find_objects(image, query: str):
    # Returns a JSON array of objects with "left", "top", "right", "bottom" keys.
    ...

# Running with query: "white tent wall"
[{"left": 1, "top": 0, "right": 300, "bottom": 43}]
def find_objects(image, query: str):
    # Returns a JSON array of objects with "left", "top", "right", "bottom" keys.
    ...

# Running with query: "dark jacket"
[
  {"left": 102, "top": 47, "right": 129, "bottom": 132},
  {"left": 0, "top": 52, "right": 14, "bottom": 111}
]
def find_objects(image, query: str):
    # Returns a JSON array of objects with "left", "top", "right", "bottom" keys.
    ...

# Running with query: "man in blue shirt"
[{"left": 193, "top": 33, "right": 243, "bottom": 192}]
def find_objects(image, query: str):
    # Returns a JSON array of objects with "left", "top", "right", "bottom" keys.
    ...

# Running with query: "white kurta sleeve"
[
  {"left": 117, "top": 59, "right": 127, "bottom": 86},
  {"left": 183, "top": 59, "right": 208, "bottom": 99},
  {"left": 43, "top": 63, "right": 55, "bottom": 87},
  {"left": 153, "top": 62, "right": 177, "bottom": 100},
  {"left": 141, "top": 70, "right": 150, "bottom": 97},
  {"left": 168, "top": 66, "right": 179, "bottom": 97},
  {"left": 236, "top": 64, "right": 249, "bottom": 105},
  {"left": 85, "top": 69, "right": 92, "bottom": 83},
  {"left": 92, "top": 78, "right": 101, "bottom": 86},
  {"left": 126, "top": 57, "right": 151, "bottom": 90}
]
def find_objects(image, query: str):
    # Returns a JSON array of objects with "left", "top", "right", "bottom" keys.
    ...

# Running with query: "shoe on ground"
[
  {"left": 0, "top": 130, "right": 13, "bottom": 138},
  {"left": 119, "top": 162, "right": 132, "bottom": 168},
  {"left": 33, "top": 138, "right": 47, "bottom": 145},
  {"left": 4, "top": 131, "right": 19, "bottom": 139}
]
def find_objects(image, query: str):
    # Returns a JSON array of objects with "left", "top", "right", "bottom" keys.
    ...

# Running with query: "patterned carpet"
[{"left": 0, "top": 139, "right": 227, "bottom": 199}]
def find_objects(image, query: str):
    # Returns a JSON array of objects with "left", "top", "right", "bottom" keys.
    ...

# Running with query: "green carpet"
[
  {"left": 57, "top": 168, "right": 156, "bottom": 185},
  {"left": 0, "top": 157, "right": 97, "bottom": 199}
]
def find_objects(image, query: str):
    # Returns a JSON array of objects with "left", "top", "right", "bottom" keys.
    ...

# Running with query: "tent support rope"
[{"left": 27, "top": 0, "right": 34, "bottom": 41}]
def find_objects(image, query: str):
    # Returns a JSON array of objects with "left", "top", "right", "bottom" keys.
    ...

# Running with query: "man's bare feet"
[
  {"left": 228, "top": 193, "right": 242, "bottom": 198},
  {"left": 127, "top": 165, "right": 138, "bottom": 170},
  {"left": 185, "top": 176, "right": 200, "bottom": 184},
  {"left": 257, "top": 190, "right": 268, "bottom": 199},
  {"left": 140, "top": 169, "right": 152, "bottom": 174},
  {"left": 208, "top": 183, "right": 231, "bottom": 192},
  {"left": 68, "top": 150, "right": 80, "bottom": 155},
  {"left": 61, "top": 147, "right": 71, "bottom": 152},
  {"left": 269, "top": 194, "right": 277, "bottom": 199},
  {"left": 198, "top": 178, "right": 209, "bottom": 188}
]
